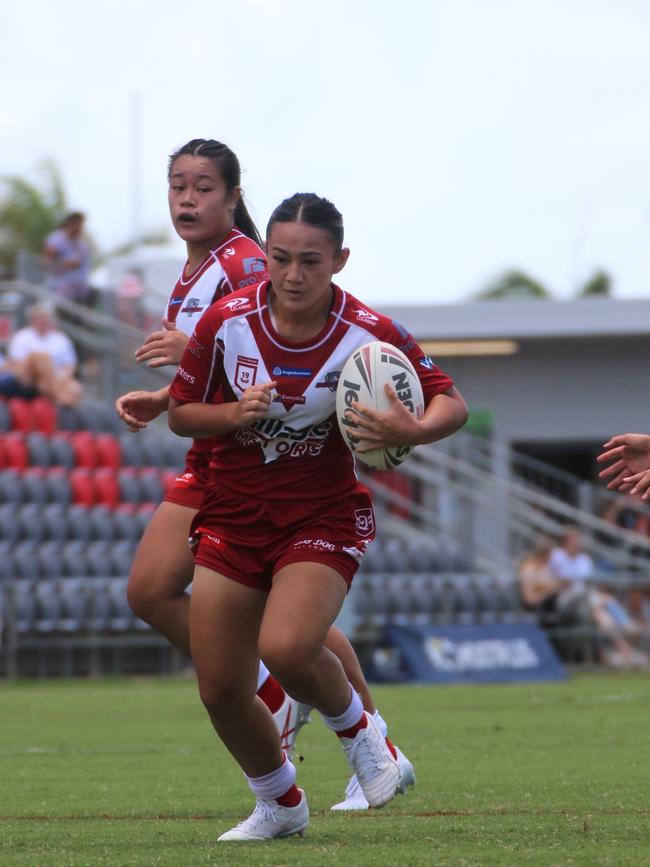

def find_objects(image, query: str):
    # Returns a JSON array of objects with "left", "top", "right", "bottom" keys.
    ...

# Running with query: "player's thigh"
[
  {"left": 128, "top": 500, "right": 196, "bottom": 599},
  {"left": 190, "top": 565, "right": 266, "bottom": 695},
  {"left": 260, "top": 562, "right": 348, "bottom": 665}
]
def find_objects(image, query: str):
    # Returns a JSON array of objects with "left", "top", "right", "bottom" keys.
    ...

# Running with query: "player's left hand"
[
  {"left": 343, "top": 384, "right": 423, "bottom": 453},
  {"left": 135, "top": 319, "right": 189, "bottom": 367}
]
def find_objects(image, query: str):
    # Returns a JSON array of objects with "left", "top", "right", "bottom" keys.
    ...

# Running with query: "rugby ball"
[{"left": 336, "top": 341, "right": 425, "bottom": 470}]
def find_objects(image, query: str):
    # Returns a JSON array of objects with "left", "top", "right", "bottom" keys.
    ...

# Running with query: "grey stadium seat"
[
  {"left": 0, "top": 470, "right": 24, "bottom": 505},
  {"left": 37, "top": 541, "right": 65, "bottom": 580},
  {"left": 62, "top": 540, "right": 88, "bottom": 578},
  {"left": 59, "top": 579, "right": 88, "bottom": 631},
  {"left": 34, "top": 581, "right": 62, "bottom": 633},
  {"left": 17, "top": 503, "right": 46, "bottom": 543},
  {"left": 88, "top": 505, "right": 115, "bottom": 542},
  {"left": 0, "top": 503, "right": 21, "bottom": 544},
  {"left": 12, "top": 540, "right": 42, "bottom": 580},
  {"left": 43, "top": 503, "right": 69, "bottom": 542}
]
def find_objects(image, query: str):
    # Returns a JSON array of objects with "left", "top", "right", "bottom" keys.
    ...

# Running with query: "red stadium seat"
[
  {"left": 70, "top": 468, "right": 96, "bottom": 506},
  {"left": 8, "top": 398, "right": 34, "bottom": 433},
  {"left": 71, "top": 432, "right": 97, "bottom": 469},
  {"left": 95, "top": 434, "right": 122, "bottom": 470},
  {"left": 30, "top": 397, "right": 58, "bottom": 435},
  {"left": 161, "top": 469, "right": 178, "bottom": 495},
  {"left": 1, "top": 432, "right": 29, "bottom": 470},
  {"left": 94, "top": 467, "right": 120, "bottom": 508}
]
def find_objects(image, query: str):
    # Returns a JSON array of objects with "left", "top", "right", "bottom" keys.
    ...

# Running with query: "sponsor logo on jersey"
[
  {"left": 419, "top": 355, "right": 435, "bottom": 369},
  {"left": 355, "top": 307, "right": 379, "bottom": 325},
  {"left": 223, "top": 297, "right": 251, "bottom": 311},
  {"left": 235, "top": 418, "right": 333, "bottom": 462},
  {"left": 180, "top": 297, "right": 204, "bottom": 316},
  {"left": 234, "top": 355, "right": 258, "bottom": 390},
  {"left": 315, "top": 370, "right": 341, "bottom": 391},
  {"left": 174, "top": 472, "right": 195, "bottom": 484},
  {"left": 273, "top": 393, "right": 307, "bottom": 409},
  {"left": 177, "top": 367, "right": 195, "bottom": 384},
  {"left": 205, "top": 534, "right": 223, "bottom": 547},
  {"left": 223, "top": 246, "right": 236, "bottom": 257},
  {"left": 243, "top": 256, "right": 266, "bottom": 275},
  {"left": 187, "top": 335, "right": 204, "bottom": 358},
  {"left": 292, "top": 538, "right": 337, "bottom": 552},
  {"left": 354, "top": 508, "right": 375, "bottom": 538},
  {"left": 272, "top": 365, "right": 312, "bottom": 377}
]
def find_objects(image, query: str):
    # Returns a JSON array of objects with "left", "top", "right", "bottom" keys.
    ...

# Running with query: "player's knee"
[
  {"left": 197, "top": 677, "right": 243, "bottom": 719},
  {"left": 126, "top": 571, "right": 159, "bottom": 621},
  {"left": 260, "top": 634, "right": 319, "bottom": 682}
]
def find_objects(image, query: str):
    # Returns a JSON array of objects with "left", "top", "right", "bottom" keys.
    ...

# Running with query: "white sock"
[
  {"left": 257, "top": 661, "right": 271, "bottom": 692},
  {"left": 321, "top": 687, "right": 365, "bottom": 732},
  {"left": 246, "top": 755, "right": 296, "bottom": 800},
  {"left": 373, "top": 710, "right": 388, "bottom": 738}
]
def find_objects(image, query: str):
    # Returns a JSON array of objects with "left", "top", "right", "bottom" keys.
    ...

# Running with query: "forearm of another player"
[
  {"left": 168, "top": 396, "right": 241, "bottom": 438},
  {"left": 415, "top": 387, "right": 468, "bottom": 445}
]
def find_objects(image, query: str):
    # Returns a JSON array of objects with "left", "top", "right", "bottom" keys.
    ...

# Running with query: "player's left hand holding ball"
[{"left": 345, "top": 384, "right": 425, "bottom": 454}]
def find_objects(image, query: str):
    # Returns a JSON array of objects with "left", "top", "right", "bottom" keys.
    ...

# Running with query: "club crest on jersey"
[
  {"left": 180, "top": 297, "right": 204, "bottom": 316},
  {"left": 355, "top": 307, "right": 379, "bottom": 326},
  {"left": 223, "top": 297, "right": 251, "bottom": 311},
  {"left": 234, "top": 355, "right": 259, "bottom": 390},
  {"left": 315, "top": 370, "right": 341, "bottom": 391},
  {"left": 354, "top": 508, "right": 375, "bottom": 538}
]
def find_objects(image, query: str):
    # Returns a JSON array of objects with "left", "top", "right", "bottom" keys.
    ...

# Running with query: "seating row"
[
  {"left": 0, "top": 539, "right": 139, "bottom": 581},
  {"left": 0, "top": 502, "right": 155, "bottom": 545},
  {"left": 0, "top": 468, "right": 177, "bottom": 507},
  {"left": 0, "top": 398, "right": 124, "bottom": 435}
]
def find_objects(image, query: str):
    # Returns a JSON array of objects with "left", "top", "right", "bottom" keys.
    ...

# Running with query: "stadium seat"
[
  {"left": 1, "top": 432, "right": 30, "bottom": 470},
  {"left": 37, "top": 541, "right": 65, "bottom": 579},
  {"left": 86, "top": 541, "right": 113, "bottom": 577},
  {"left": 17, "top": 503, "right": 46, "bottom": 543},
  {"left": 70, "top": 468, "right": 96, "bottom": 506},
  {"left": 86, "top": 579, "right": 111, "bottom": 631},
  {"left": 49, "top": 434, "right": 75, "bottom": 470},
  {"left": 11, "top": 580, "right": 36, "bottom": 634},
  {"left": 111, "top": 540, "right": 136, "bottom": 576},
  {"left": 0, "top": 399, "right": 11, "bottom": 433},
  {"left": 0, "top": 540, "right": 15, "bottom": 579},
  {"left": 34, "top": 581, "right": 62, "bottom": 633},
  {"left": 360, "top": 544, "right": 385, "bottom": 573},
  {"left": 71, "top": 432, "right": 97, "bottom": 469},
  {"left": 107, "top": 578, "right": 134, "bottom": 631},
  {"left": 140, "top": 436, "right": 168, "bottom": 468},
  {"left": 118, "top": 434, "right": 145, "bottom": 468},
  {"left": 42, "top": 503, "right": 69, "bottom": 542},
  {"left": 8, "top": 398, "right": 33, "bottom": 433},
  {"left": 118, "top": 469, "right": 141, "bottom": 504},
  {"left": 449, "top": 579, "right": 479, "bottom": 625},
  {"left": 26, "top": 432, "right": 52, "bottom": 467},
  {"left": 139, "top": 468, "right": 164, "bottom": 503},
  {"left": 59, "top": 578, "right": 88, "bottom": 631},
  {"left": 113, "top": 505, "right": 142, "bottom": 542},
  {"left": 46, "top": 468, "right": 72, "bottom": 505},
  {"left": 88, "top": 505, "right": 114, "bottom": 542},
  {"left": 0, "top": 470, "right": 24, "bottom": 505},
  {"left": 30, "top": 398, "right": 57, "bottom": 435},
  {"left": 66, "top": 505, "right": 92, "bottom": 544},
  {"left": 22, "top": 469, "right": 49, "bottom": 506},
  {"left": 12, "top": 540, "right": 42, "bottom": 580},
  {"left": 136, "top": 503, "right": 156, "bottom": 535},
  {"left": 0, "top": 503, "right": 21, "bottom": 544},
  {"left": 56, "top": 405, "right": 79, "bottom": 431},
  {"left": 164, "top": 437, "right": 188, "bottom": 470},
  {"left": 94, "top": 468, "right": 120, "bottom": 508},
  {"left": 62, "top": 540, "right": 88, "bottom": 578},
  {"left": 95, "top": 434, "right": 122, "bottom": 470}
]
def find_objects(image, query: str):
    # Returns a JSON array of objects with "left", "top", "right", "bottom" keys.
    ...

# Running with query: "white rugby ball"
[{"left": 336, "top": 341, "right": 425, "bottom": 470}]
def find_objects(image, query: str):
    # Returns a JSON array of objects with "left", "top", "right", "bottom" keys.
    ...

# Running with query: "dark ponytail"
[
  {"left": 266, "top": 193, "right": 344, "bottom": 251},
  {"left": 168, "top": 138, "right": 262, "bottom": 247}
]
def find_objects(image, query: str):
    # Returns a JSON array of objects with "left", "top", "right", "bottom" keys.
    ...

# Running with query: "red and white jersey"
[
  {"left": 166, "top": 228, "right": 266, "bottom": 337},
  {"left": 170, "top": 281, "right": 454, "bottom": 501},
  {"left": 165, "top": 227, "right": 266, "bottom": 470}
]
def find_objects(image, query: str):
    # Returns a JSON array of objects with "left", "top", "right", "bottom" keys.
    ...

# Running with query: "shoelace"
[
  {"left": 235, "top": 798, "right": 278, "bottom": 831},
  {"left": 348, "top": 731, "right": 388, "bottom": 783}
]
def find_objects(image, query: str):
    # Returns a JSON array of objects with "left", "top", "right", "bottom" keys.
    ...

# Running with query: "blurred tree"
[
  {"left": 473, "top": 269, "right": 552, "bottom": 300},
  {"left": 575, "top": 268, "right": 612, "bottom": 298},
  {"left": 0, "top": 160, "right": 68, "bottom": 278}
]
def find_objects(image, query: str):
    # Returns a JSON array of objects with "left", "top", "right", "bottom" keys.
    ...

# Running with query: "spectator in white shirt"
[{"left": 2, "top": 304, "right": 83, "bottom": 406}]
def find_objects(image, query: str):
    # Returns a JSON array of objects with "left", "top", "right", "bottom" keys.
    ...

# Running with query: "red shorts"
[
  {"left": 164, "top": 449, "right": 211, "bottom": 510},
  {"left": 190, "top": 485, "right": 375, "bottom": 592}
]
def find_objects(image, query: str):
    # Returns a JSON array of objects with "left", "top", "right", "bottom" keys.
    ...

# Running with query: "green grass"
[{"left": 1, "top": 673, "right": 649, "bottom": 866}]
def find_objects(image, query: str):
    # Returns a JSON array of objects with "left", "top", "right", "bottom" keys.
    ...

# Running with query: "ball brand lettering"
[
  {"left": 392, "top": 371, "right": 414, "bottom": 412},
  {"left": 342, "top": 379, "right": 361, "bottom": 408}
]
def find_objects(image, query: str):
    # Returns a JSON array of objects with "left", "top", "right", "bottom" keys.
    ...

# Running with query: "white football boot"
[
  {"left": 331, "top": 745, "right": 416, "bottom": 811},
  {"left": 273, "top": 695, "right": 312, "bottom": 760},
  {"left": 338, "top": 712, "right": 400, "bottom": 808},
  {"left": 218, "top": 790, "right": 309, "bottom": 841}
]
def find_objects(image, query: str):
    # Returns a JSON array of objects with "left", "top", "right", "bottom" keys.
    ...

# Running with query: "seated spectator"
[
  {"left": 549, "top": 527, "right": 647, "bottom": 668},
  {"left": 518, "top": 539, "right": 565, "bottom": 624},
  {"left": 0, "top": 304, "right": 83, "bottom": 406},
  {"left": 42, "top": 212, "right": 93, "bottom": 305}
]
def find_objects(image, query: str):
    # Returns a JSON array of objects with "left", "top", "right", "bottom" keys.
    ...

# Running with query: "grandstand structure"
[{"left": 0, "top": 282, "right": 648, "bottom": 677}]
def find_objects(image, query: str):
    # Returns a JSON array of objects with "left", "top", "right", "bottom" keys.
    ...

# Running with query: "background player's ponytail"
[
  {"left": 168, "top": 139, "right": 263, "bottom": 247},
  {"left": 266, "top": 193, "right": 344, "bottom": 252}
]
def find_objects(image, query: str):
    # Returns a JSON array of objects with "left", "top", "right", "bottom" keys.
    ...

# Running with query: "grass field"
[{"left": 1, "top": 673, "right": 649, "bottom": 866}]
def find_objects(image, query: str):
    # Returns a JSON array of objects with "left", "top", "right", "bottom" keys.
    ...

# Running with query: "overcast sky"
[{"left": 2, "top": 0, "right": 649, "bottom": 304}]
